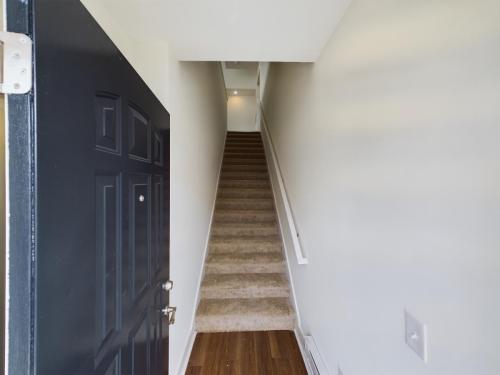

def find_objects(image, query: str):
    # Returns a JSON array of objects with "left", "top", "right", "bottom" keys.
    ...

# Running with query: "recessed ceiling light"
[{"left": 233, "top": 90, "right": 238, "bottom": 95}]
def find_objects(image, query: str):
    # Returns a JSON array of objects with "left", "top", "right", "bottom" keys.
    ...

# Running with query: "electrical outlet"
[{"left": 405, "top": 310, "right": 428, "bottom": 362}]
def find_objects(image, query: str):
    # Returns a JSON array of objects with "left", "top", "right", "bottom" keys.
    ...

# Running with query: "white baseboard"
[
  {"left": 296, "top": 328, "right": 332, "bottom": 375},
  {"left": 176, "top": 131, "right": 227, "bottom": 375},
  {"left": 295, "top": 327, "right": 315, "bottom": 375}
]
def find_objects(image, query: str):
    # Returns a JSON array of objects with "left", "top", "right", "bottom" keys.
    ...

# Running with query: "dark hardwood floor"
[{"left": 185, "top": 330, "right": 308, "bottom": 375}]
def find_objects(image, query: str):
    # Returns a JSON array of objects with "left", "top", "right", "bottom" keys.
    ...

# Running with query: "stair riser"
[
  {"left": 212, "top": 226, "right": 279, "bottom": 236},
  {"left": 223, "top": 159, "right": 267, "bottom": 166},
  {"left": 224, "top": 146, "right": 265, "bottom": 153},
  {"left": 227, "top": 136, "right": 262, "bottom": 140},
  {"left": 201, "top": 287, "right": 289, "bottom": 299},
  {"left": 214, "top": 212, "right": 276, "bottom": 223},
  {"left": 218, "top": 190, "right": 272, "bottom": 199},
  {"left": 196, "top": 316, "right": 294, "bottom": 333},
  {"left": 224, "top": 153, "right": 266, "bottom": 160},
  {"left": 226, "top": 138, "right": 262, "bottom": 145},
  {"left": 210, "top": 243, "right": 282, "bottom": 254},
  {"left": 219, "top": 180, "right": 271, "bottom": 189},
  {"left": 221, "top": 173, "right": 269, "bottom": 180},
  {"left": 205, "top": 263, "right": 285, "bottom": 274},
  {"left": 216, "top": 200, "right": 274, "bottom": 210},
  {"left": 224, "top": 145, "right": 265, "bottom": 155},
  {"left": 222, "top": 165, "right": 268, "bottom": 172}
]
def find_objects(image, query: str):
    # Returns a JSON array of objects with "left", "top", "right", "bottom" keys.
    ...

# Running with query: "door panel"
[
  {"left": 129, "top": 174, "right": 152, "bottom": 301},
  {"left": 95, "top": 174, "right": 122, "bottom": 359},
  {"left": 5, "top": 0, "right": 171, "bottom": 373}
]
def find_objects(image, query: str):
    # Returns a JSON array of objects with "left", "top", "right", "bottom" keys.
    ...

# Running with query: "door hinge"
[{"left": 0, "top": 32, "right": 32, "bottom": 94}]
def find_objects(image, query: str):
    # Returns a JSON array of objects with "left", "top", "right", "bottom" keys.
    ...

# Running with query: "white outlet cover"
[{"left": 405, "top": 310, "right": 428, "bottom": 363}]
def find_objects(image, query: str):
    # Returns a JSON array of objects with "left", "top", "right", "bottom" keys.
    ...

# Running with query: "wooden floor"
[{"left": 185, "top": 330, "right": 308, "bottom": 375}]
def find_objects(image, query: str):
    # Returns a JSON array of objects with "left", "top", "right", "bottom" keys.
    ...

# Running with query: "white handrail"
[{"left": 260, "top": 106, "right": 308, "bottom": 265}]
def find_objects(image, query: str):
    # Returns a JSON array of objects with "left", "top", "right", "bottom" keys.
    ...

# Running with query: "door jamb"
[{"left": 5, "top": 0, "right": 35, "bottom": 374}]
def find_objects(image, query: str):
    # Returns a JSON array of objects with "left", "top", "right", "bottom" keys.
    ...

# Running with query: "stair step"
[
  {"left": 201, "top": 273, "right": 289, "bottom": 299},
  {"left": 227, "top": 133, "right": 261, "bottom": 138},
  {"left": 216, "top": 198, "right": 273, "bottom": 210},
  {"left": 196, "top": 297, "right": 295, "bottom": 332},
  {"left": 225, "top": 144, "right": 264, "bottom": 150},
  {"left": 210, "top": 236, "right": 282, "bottom": 254},
  {"left": 214, "top": 209, "right": 276, "bottom": 223},
  {"left": 220, "top": 171, "right": 269, "bottom": 180},
  {"left": 224, "top": 152, "right": 266, "bottom": 160},
  {"left": 226, "top": 136, "right": 262, "bottom": 141},
  {"left": 219, "top": 179, "right": 271, "bottom": 189},
  {"left": 205, "top": 252, "right": 285, "bottom": 274},
  {"left": 218, "top": 188, "right": 272, "bottom": 199},
  {"left": 222, "top": 164, "right": 268, "bottom": 172},
  {"left": 223, "top": 158, "right": 267, "bottom": 166},
  {"left": 212, "top": 223, "right": 279, "bottom": 237},
  {"left": 226, "top": 142, "right": 263, "bottom": 148}
]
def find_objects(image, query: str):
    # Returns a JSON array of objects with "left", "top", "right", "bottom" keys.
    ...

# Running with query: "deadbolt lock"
[{"left": 162, "top": 280, "right": 173, "bottom": 292}]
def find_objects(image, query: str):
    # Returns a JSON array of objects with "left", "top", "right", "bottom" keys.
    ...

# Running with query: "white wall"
[
  {"left": 81, "top": 2, "right": 227, "bottom": 374},
  {"left": 258, "top": 62, "right": 270, "bottom": 99},
  {"left": 169, "top": 61, "right": 226, "bottom": 374},
  {"left": 262, "top": 1, "right": 500, "bottom": 374},
  {"left": 222, "top": 64, "right": 258, "bottom": 90},
  {"left": 227, "top": 95, "right": 257, "bottom": 132}
]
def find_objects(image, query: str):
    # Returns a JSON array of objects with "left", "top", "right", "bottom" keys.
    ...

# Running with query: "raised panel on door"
[
  {"left": 95, "top": 174, "right": 122, "bottom": 368},
  {"left": 129, "top": 174, "right": 152, "bottom": 302},
  {"left": 96, "top": 94, "right": 122, "bottom": 156},
  {"left": 152, "top": 176, "right": 164, "bottom": 278},
  {"left": 129, "top": 106, "right": 151, "bottom": 163},
  {"left": 122, "top": 312, "right": 151, "bottom": 375},
  {"left": 150, "top": 288, "right": 166, "bottom": 375}
]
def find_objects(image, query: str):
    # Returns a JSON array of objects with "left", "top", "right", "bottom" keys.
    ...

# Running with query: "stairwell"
[{"left": 195, "top": 132, "right": 296, "bottom": 332}]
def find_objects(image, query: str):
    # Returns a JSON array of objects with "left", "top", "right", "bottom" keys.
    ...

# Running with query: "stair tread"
[
  {"left": 219, "top": 180, "right": 270, "bottom": 188},
  {"left": 212, "top": 222, "right": 278, "bottom": 229},
  {"left": 196, "top": 298, "right": 294, "bottom": 332},
  {"left": 214, "top": 209, "right": 276, "bottom": 222},
  {"left": 201, "top": 273, "right": 290, "bottom": 298},
  {"left": 207, "top": 252, "right": 284, "bottom": 265},
  {"left": 218, "top": 187, "right": 271, "bottom": 193},
  {"left": 197, "top": 297, "right": 293, "bottom": 318},
  {"left": 215, "top": 208, "right": 275, "bottom": 214},
  {"left": 211, "top": 235, "right": 281, "bottom": 243}
]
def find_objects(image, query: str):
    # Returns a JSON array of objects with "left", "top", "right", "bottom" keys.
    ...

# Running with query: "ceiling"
[{"left": 88, "top": 0, "right": 351, "bottom": 62}]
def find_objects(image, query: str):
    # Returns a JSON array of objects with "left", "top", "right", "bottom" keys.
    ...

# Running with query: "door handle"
[
  {"left": 161, "top": 306, "right": 176, "bottom": 325},
  {"left": 161, "top": 280, "right": 173, "bottom": 292}
]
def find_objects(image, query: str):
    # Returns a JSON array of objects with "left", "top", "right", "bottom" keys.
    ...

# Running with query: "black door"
[{"left": 6, "top": 1, "right": 170, "bottom": 374}]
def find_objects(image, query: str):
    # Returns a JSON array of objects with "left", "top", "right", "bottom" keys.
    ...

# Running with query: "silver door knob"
[
  {"left": 161, "top": 306, "right": 176, "bottom": 325},
  {"left": 162, "top": 280, "right": 173, "bottom": 292}
]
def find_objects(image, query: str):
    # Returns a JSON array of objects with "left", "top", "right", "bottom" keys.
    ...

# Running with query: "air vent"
[{"left": 304, "top": 335, "right": 330, "bottom": 375}]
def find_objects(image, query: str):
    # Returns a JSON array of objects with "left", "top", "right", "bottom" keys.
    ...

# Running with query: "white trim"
[
  {"left": 304, "top": 335, "right": 331, "bottom": 375},
  {"left": 176, "top": 131, "right": 227, "bottom": 375},
  {"left": 295, "top": 328, "right": 314, "bottom": 375},
  {"left": 260, "top": 106, "right": 308, "bottom": 264},
  {"left": 4, "top": 93, "right": 10, "bottom": 375}
]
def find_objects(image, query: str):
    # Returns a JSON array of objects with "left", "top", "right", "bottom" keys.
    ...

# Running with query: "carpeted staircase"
[{"left": 195, "top": 131, "right": 296, "bottom": 332}]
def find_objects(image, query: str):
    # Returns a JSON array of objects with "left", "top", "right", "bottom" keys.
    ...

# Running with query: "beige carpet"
[{"left": 195, "top": 132, "right": 296, "bottom": 332}]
